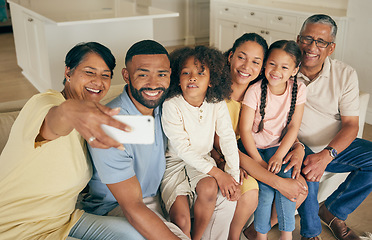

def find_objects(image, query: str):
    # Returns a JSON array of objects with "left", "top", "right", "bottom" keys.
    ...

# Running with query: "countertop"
[
  {"left": 7, "top": 0, "right": 179, "bottom": 26},
  {"left": 220, "top": 0, "right": 347, "bottom": 17}
]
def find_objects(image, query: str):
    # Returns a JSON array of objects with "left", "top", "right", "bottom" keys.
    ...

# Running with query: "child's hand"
[
  {"left": 229, "top": 186, "right": 242, "bottom": 201},
  {"left": 216, "top": 171, "right": 239, "bottom": 200},
  {"left": 268, "top": 155, "right": 283, "bottom": 174},
  {"left": 208, "top": 167, "right": 239, "bottom": 200}
]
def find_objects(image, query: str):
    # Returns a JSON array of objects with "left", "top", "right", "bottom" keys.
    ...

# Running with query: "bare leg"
[
  {"left": 228, "top": 189, "right": 258, "bottom": 240},
  {"left": 244, "top": 176, "right": 308, "bottom": 239},
  {"left": 256, "top": 232, "right": 268, "bottom": 240},
  {"left": 169, "top": 195, "right": 192, "bottom": 238},
  {"left": 280, "top": 231, "right": 292, "bottom": 240},
  {"left": 192, "top": 177, "right": 218, "bottom": 240}
]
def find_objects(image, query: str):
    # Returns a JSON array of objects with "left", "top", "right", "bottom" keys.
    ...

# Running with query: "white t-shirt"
[{"left": 162, "top": 95, "right": 240, "bottom": 182}]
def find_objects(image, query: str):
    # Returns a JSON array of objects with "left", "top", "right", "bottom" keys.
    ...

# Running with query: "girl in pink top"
[{"left": 240, "top": 40, "right": 306, "bottom": 240}]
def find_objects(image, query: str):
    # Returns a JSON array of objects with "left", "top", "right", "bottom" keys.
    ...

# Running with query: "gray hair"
[{"left": 300, "top": 14, "right": 338, "bottom": 41}]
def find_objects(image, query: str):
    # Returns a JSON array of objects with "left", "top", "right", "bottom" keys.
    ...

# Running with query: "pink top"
[{"left": 242, "top": 79, "right": 306, "bottom": 149}]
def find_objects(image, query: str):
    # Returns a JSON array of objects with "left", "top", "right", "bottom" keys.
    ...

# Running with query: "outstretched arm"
[
  {"left": 107, "top": 176, "right": 181, "bottom": 240},
  {"left": 39, "top": 100, "right": 130, "bottom": 149}
]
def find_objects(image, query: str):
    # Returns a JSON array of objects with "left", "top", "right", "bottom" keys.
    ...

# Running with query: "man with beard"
[
  {"left": 82, "top": 40, "right": 235, "bottom": 240},
  {"left": 82, "top": 40, "right": 188, "bottom": 240}
]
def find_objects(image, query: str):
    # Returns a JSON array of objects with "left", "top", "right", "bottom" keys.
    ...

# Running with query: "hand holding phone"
[{"left": 101, "top": 115, "right": 155, "bottom": 144}]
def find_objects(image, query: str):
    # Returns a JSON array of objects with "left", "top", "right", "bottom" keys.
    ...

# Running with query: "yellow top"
[
  {"left": 225, "top": 98, "right": 258, "bottom": 193},
  {"left": 225, "top": 98, "right": 242, "bottom": 140},
  {"left": 0, "top": 90, "right": 92, "bottom": 240}
]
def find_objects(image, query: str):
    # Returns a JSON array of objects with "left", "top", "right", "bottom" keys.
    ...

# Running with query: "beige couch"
[{"left": 0, "top": 86, "right": 370, "bottom": 204}]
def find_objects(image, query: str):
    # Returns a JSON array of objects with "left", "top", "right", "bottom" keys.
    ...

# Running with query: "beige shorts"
[{"left": 160, "top": 154, "right": 216, "bottom": 213}]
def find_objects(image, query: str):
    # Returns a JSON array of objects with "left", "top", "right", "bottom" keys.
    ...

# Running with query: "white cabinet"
[
  {"left": 8, "top": 0, "right": 178, "bottom": 92},
  {"left": 212, "top": 3, "right": 299, "bottom": 52},
  {"left": 152, "top": 0, "right": 210, "bottom": 46},
  {"left": 215, "top": 19, "right": 239, "bottom": 51},
  {"left": 10, "top": 5, "right": 51, "bottom": 91},
  {"left": 210, "top": 0, "right": 348, "bottom": 60},
  {"left": 22, "top": 13, "right": 50, "bottom": 89},
  {"left": 194, "top": 0, "right": 210, "bottom": 42}
]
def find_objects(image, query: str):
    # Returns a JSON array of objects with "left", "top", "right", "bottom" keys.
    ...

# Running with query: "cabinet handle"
[
  {"left": 233, "top": 24, "right": 237, "bottom": 28},
  {"left": 260, "top": 30, "right": 265, "bottom": 34},
  {"left": 278, "top": 16, "right": 283, "bottom": 21},
  {"left": 266, "top": 31, "right": 270, "bottom": 34},
  {"left": 225, "top": 8, "right": 229, "bottom": 11},
  {"left": 250, "top": 12, "right": 255, "bottom": 16},
  {"left": 28, "top": 18, "right": 33, "bottom": 22}
]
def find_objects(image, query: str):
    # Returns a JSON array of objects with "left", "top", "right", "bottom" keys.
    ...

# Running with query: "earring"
[{"left": 67, "top": 78, "right": 70, "bottom": 82}]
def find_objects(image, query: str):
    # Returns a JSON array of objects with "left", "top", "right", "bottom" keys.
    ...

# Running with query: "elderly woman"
[{"left": 0, "top": 42, "right": 132, "bottom": 239}]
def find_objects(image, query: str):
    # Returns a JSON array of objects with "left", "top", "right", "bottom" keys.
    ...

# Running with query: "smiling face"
[
  {"left": 123, "top": 54, "right": 171, "bottom": 114},
  {"left": 179, "top": 57, "right": 211, "bottom": 107},
  {"left": 297, "top": 23, "right": 335, "bottom": 77},
  {"left": 265, "top": 48, "right": 299, "bottom": 95},
  {"left": 229, "top": 41, "right": 265, "bottom": 87},
  {"left": 63, "top": 52, "right": 111, "bottom": 102}
]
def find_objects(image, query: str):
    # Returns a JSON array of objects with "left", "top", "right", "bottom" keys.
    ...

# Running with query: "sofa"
[{"left": 0, "top": 85, "right": 370, "bottom": 204}]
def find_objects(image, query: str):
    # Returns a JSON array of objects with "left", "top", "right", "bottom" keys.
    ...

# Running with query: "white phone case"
[{"left": 101, "top": 115, "right": 155, "bottom": 144}]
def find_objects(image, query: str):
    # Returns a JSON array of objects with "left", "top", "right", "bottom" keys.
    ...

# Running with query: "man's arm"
[
  {"left": 107, "top": 176, "right": 180, "bottom": 240},
  {"left": 302, "top": 115, "right": 359, "bottom": 181}
]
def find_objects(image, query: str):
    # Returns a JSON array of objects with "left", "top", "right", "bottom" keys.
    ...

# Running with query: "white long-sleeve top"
[{"left": 161, "top": 95, "right": 240, "bottom": 182}]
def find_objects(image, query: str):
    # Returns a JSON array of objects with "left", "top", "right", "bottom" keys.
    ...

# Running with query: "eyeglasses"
[{"left": 299, "top": 36, "right": 333, "bottom": 48}]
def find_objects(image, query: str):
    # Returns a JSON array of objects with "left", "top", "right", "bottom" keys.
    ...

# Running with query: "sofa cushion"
[{"left": 0, "top": 111, "right": 20, "bottom": 154}]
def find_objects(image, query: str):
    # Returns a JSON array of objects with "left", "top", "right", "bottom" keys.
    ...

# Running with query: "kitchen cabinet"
[
  {"left": 194, "top": 0, "right": 210, "bottom": 42},
  {"left": 210, "top": 0, "right": 347, "bottom": 60},
  {"left": 152, "top": 0, "right": 210, "bottom": 46},
  {"left": 215, "top": 18, "right": 239, "bottom": 51},
  {"left": 8, "top": 0, "right": 178, "bottom": 92}
]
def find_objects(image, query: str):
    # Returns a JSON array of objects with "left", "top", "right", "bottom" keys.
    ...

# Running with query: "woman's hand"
[
  {"left": 64, "top": 100, "right": 132, "bottom": 149},
  {"left": 41, "top": 100, "right": 131, "bottom": 150},
  {"left": 229, "top": 185, "right": 242, "bottom": 201},
  {"left": 282, "top": 143, "right": 305, "bottom": 179},
  {"left": 275, "top": 177, "right": 308, "bottom": 201}
]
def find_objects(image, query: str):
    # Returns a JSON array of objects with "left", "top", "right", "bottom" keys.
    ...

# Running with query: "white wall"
[
  {"left": 151, "top": 0, "right": 210, "bottom": 46},
  {"left": 152, "top": 0, "right": 187, "bottom": 46},
  {"left": 344, "top": 0, "right": 372, "bottom": 124}
]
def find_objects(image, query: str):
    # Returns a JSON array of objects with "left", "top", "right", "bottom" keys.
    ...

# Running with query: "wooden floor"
[{"left": 1, "top": 32, "right": 371, "bottom": 239}]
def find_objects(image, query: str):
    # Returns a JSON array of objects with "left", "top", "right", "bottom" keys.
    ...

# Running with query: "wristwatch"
[{"left": 324, "top": 146, "right": 338, "bottom": 159}]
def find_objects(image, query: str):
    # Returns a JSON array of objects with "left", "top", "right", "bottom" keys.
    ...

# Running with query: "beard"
[{"left": 129, "top": 83, "right": 168, "bottom": 109}]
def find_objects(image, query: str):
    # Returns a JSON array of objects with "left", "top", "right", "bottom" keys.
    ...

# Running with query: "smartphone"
[{"left": 101, "top": 115, "right": 155, "bottom": 144}]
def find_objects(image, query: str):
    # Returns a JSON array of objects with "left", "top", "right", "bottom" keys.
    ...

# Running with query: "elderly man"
[{"left": 296, "top": 14, "right": 372, "bottom": 240}]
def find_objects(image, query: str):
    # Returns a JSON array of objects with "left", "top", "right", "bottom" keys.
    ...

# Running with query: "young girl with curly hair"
[
  {"left": 160, "top": 45, "right": 240, "bottom": 239},
  {"left": 239, "top": 40, "right": 306, "bottom": 240}
]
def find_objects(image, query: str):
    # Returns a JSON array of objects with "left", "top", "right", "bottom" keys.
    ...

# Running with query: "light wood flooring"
[{"left": 1, "top": 31, "right": 371, "bottom": 239}]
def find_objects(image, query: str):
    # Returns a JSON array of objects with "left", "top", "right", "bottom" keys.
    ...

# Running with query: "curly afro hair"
[{"left": 167, "top": 45, "right": 232, "bottom": 103}]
